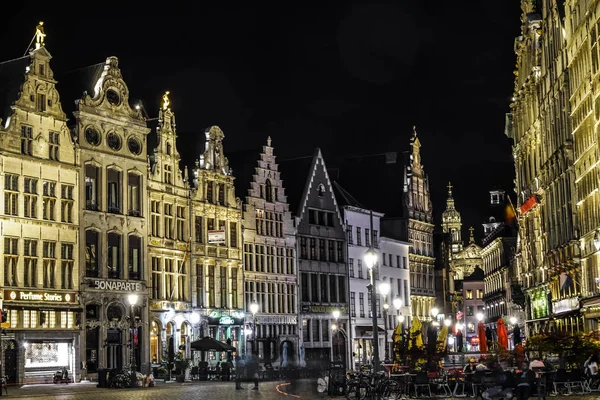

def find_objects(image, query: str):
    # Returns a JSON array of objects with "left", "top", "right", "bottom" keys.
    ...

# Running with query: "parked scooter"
[{"left": 53, "top": 367, "right": 69, "bottom": 384}]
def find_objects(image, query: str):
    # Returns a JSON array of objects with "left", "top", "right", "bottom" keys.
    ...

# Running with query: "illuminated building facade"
[
  {"left": 507, "top": 1, "right": 579, "bottom": 333},
  {"left": 236, "top": 138, "right": 298, "bottom": 364},
  {"left": 382, "top": 129, "right": 436, "bottom": 322},
  {"left": 71, "top": 57, "right": 151, "bottom": 375},
  {"left": 190, "top": 126, "right": 244, "bottom": 354},
  {"left": 147, "top": 93, "right": 193, "bottom": 364},
  {"left": 0, "top": 37, "right": 80, "bottom": 384}
]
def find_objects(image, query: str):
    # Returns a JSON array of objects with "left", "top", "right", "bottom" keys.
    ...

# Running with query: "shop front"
[
  {"left": 81, "top": 278, "right": 148, "bottom": 378},
  {"left": 206, "top": 309, "right": 243, "bottom": 358},
  {"left": 2, "top": 289, "right": 80, "bottom": 384}
]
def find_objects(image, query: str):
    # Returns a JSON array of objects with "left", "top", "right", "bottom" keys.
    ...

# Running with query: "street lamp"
[
  {"left": 476, "top": 312, "right": 484, "bottom": 322},
  {"left": 378, "top": 282, "right": 391, "bottom": 363},
  {"left": 444, "top": 319, "right": 451, "bottom": 327},
  {"left": 249, "top": 301, "right": 259, "bottom": 356},
  {"left": 364, "top": 247, "right": 380, "bottom": 372},
  {"left": 509, "top": 316, "right": 517, "bottom": 325},
  {"left": 128, "top": 294, "right": 139, "bottom": 388},
  {"left": 331, "top": 309, "right": 340, "bottom": 362},
  {"left": 431, "top": 307, "right": 439, "bottom": 320}
]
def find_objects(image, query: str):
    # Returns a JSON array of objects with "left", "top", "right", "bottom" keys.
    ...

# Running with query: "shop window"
[
  {"left": 151, "top": 321, "right": 160, "bottom": 364},
  {"left": 128, "top": 235, "right": 142, "bottom": 280},
  {"left": 85, "top": 164, "right": 100, "bottom": 211},
  {"left": 85, "top": 230, "right": 99, "bottom": 277},
  {"left": 25, "top": 342, "right": 70, "bottom": 370},
  {"left": 107, "top": 168, "right": 121, "bottom": 214},
  {"left": 128, "top": 173, "right": 141, "bottom": 216},
  {"left": 107, "top": 232, "right": 122, "bottom": 279}
]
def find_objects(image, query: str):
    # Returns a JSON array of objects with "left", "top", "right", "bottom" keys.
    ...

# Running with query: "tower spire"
[{"left": 469, "top": 226, "right": 475, "bottom": 244}]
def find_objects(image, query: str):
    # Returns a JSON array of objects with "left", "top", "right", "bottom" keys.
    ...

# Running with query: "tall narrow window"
[
  {"left": 208, "top": 266, "right": 215, "bottom": 307},
  {"left": 107, "top": 233, "right": 121, "bottom": 279},
  {"left": 229, "top": 222, "right": 238, "bottom": 248},
  {"left": 164, "top": 203, "right": 173, "bottom": 239},
  {"left": 218, "top": 183, "right": 225, "bottom": 205},
  {"left": 164, "top": 164, "right": 172, "bottom": 184},
  {"left": 129, "top": 235, "right": 142, "bottom": 280},
  {"left": 49, "top": 131, "right": 60, "bottom": 160},
  {"left": 265, "top": 179, "right": 273, "bottom": 202},
  {"left": 107, "top": 169, "right": 121, "bottom": 213},
  {"left": 42, "top": 181, "right": 56, "bottom": 221},
  {"left": 4, "top": 174, "right": 18, "bottom": 216},
  {"left": 365, "top": 229, "right": 371, "bottom": 247},
  {"left": 356, "top": 227, "right": 362, "bottom": 246},
  {"left": 85, "top": 230, "right": 99, "bottom": 277},
  {"left": 61, "top": 243, "right": 73, "bottom": 289},
  {"left": 231, "top": 268, "right": 238, "bottom": 308},
  {"left": 151, "top": 257, "right": 161, "bottom": 299},
  {"left": 43, "top": 241, "right": 56, "bottom": 288},
  {"left": 220, "top": 266, "right": 227, "bottom": 307},
  {"left": 24, "top": 177, "right": 37, "bottom": 218},
  {"left": 350, "top": 292, "right": 356, "bottom": 317},
  {"left": 206, "top": 181, "right": 214, "bottom": 203},
  {"left": 347, "top": 225, "right": 353, "bottom": 245},
  {"left": 128, "top": 173, "right": 141, "bottom": 216},
  {"left": 151, "top": 200, "right": 160, "bottom": 236},
  {"left": 176, "top": 206, "right": 185, "bottom": 241},
  {"left": 85, "top": 165, "right": 99, "bottom": 211},
  {"left": 37, "top": 93, "right": 46, "bottom": 112},
  {"left": 195, "top": 216, "right": 203, "bottom": 243},
  {"left": 60, "top": 184, "right": 74, "bottom": 223},
  {"left": 24, "top": 239, "right": 38, "bottom": 287},
  {"left": 196, "top": 264, "right": 204, "bottom": 307},
  {"left": 21, "top": 125, "right": 33, "bottom": 155},
  {"left": 4, "top": 238, "right": 18, "bottom": 286}
]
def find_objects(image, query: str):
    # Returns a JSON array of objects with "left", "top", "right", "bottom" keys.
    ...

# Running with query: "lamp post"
[
  {"left": 128, "top": 294, "right": 138, "bottom": 388},
  {"left": 378, "top": 282, "right": 391, "bottom": 363},
  {"left": 332, "top": 309, "right": 340, "bottom": 362},
  {"left": 364, "top": 247, "right": 379, "bottom": 372},
  {"left": 250, "top": 302, "right": 259, "bottom": 357},
  {"left": 431, "top": 307, "right": 439, "bottom": 323}
]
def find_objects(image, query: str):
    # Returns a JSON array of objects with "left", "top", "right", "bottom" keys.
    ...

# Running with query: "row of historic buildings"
[
  {"left": 0, "top": 26, "right": 439, "bottom": 383},
  {"left": 500, "top": 0, "right": 600, "bottom": 336}
]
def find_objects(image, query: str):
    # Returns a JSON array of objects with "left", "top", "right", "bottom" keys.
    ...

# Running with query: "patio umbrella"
[
  {"left": 190, "top": 336, "right": 236, "bottom": 352},
  {"left": 436, "top": 325, "right": 448, "bottom": 353},
  {"left": 478, "top": 322, "right": 487, "bottom": 353},
  {"left": 513, "top": 325, "right": 522, "bottom": 346},
  {"left": 497, "top": 318, "right": 508, "bottom": 350},
  {"left": 408, "top": 316, "right": 423, "bottom": 349}
]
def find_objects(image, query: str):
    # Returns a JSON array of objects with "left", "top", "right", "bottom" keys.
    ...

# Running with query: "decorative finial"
[
  {"left": 469, "top": 227, "right": 475, "bottom": 244},
  {"left": 35, "top": 21, "right": 46, "bottom": 49},
  {"left": 413, "top": 125, "right": 417, "bottom": 137},
  {"left": 267, "top": 136, "right": 272, "bottom": 147},
  {"left": 162, "top": 91, "right": 170, "bottom": 111},
  {"left": 447, "top": 181, "right": 453, "bottom": 197}
]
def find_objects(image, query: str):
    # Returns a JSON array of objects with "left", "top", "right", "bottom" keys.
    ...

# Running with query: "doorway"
[
  {"left": 4, "top": 340, "right": 18, "bottom": 384},
  {"left": 106, "top": 329, "right": 123, "bottom": 370}
]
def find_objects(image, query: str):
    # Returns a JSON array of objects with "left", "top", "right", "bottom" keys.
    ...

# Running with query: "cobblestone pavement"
[{"left": 5, "top": 379, "right": 600, "bottom": 399}]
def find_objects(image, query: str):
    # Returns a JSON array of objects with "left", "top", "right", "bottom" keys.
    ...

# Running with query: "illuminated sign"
[
  {"left": 519, "top": 195, "right": 539, "bottom": 215},
  {"left": 208, "top": 230, "right": 226, "bottom": 244},
  {"left": 302, "top": 305, "right": 346, "bottom": 314},
  {"left": 91, "top": 279, "right": 143, "bottom": 292},
  {"left": 219, "top": 316, "right": 234, "bottom": 325},
  {"left": 4, "top": 290, "right": 76, "bottom": 303}
]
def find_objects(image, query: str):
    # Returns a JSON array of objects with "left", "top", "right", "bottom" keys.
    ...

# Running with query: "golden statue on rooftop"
[
  {"left": 35, "top": 21, "right": 46, "bottom": 49},
  {"left": 162, "top": 91, "right": 170, "bottom": 111}
]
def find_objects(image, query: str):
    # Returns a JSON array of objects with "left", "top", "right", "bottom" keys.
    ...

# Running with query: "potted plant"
[{"left": 174, "top": 354, "right": 192, "bottom": 382}]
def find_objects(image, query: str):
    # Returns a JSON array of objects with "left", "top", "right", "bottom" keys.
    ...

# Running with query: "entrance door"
[
  {"left": 106, "top": 329, "right": 123, "bottom": 370},
  {"left": 4, "top": 340, "right": 18, "bottom": 384}
]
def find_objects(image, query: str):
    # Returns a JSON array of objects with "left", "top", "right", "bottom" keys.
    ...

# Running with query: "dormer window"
[
  {"left": 39, "top": 64, "right": 45, "bottom": 76},
  {"left": 317, "top": 183, "right": 325, "bottom": 197},
  {"left": 37, "top": 93, "right": 46, "bottom": 112}
]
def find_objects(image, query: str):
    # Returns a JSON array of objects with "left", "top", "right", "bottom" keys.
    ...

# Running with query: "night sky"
[{"left": 0, "top": 3, "right": 521, "bottom": 243}]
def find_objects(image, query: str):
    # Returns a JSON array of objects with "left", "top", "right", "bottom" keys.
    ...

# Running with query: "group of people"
[{"left": 462, "top": 357, "right": 552, "bottom": 400}]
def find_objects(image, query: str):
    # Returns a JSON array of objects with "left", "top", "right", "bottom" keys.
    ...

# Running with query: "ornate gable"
[{"left": 80, "top": 56, "right": 145, "bottom": 123}]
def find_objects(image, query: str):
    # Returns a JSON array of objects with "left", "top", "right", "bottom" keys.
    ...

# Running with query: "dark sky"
[{"left": 0, "top": 2, "right": 521, "bottom": 243}]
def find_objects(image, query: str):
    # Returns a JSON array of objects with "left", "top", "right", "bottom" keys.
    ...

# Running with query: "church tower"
[{"left": 442, "top": 182, "right": 463, "bottom": 255}]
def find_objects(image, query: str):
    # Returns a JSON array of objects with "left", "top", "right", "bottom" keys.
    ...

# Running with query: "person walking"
[{"left": 246, "top": 354, "right": 259, "bottom": 390}]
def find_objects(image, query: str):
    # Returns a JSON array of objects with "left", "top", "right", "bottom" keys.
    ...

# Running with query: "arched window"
[
  {"left": 317, "top": 184, "right": 325, "bottom": 197},
  {"left": 265, "top": 179, "right": 273, "bottom": 202},
  {"left": 85, "top": 230, "right": 99, "bottom": 277},
  {"left": 107, "top": 168, "right": 121, "bottom": 213},
  {"left": 150, "top": 321, "right": 161, "bottom": 364},
  {"left": 128, "top": 235, "right": 142, "bottom": 280},
  {"left": 107, "top": 232, "right": 122, "bottom": 279}
]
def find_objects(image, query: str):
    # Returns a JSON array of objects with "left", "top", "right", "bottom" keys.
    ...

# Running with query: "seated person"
[
  {"left": 482, "top": 369, "right": 513, "bottom": 400},
  {"left": 476, "top": 358, "right": 489, "bottom": 371},
  {"left": 464, "top": 358, "right": 477, "bottom": 374},
  {"left": 516, "top": 361, "right": 536, "bottom": 400}
]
